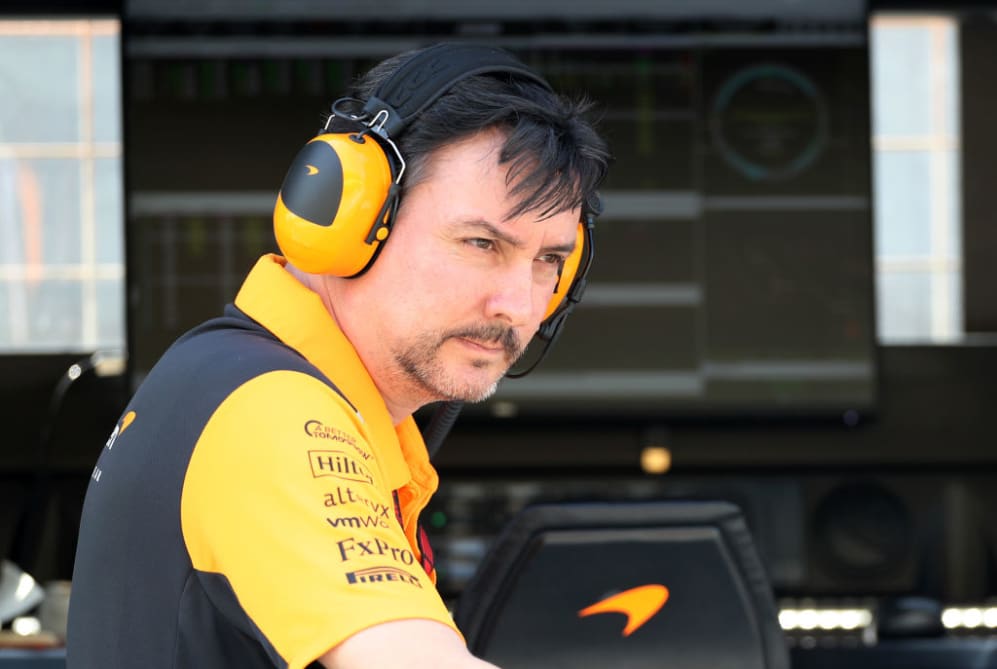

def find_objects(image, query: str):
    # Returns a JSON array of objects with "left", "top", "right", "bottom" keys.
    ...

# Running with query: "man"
[{"left": 67, "top": 43, "right": 609, "bottom": 668}]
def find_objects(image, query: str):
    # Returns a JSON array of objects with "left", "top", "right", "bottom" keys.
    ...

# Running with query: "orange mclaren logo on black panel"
[
  {"left": 577, "top": 584, "right": 670, "bottom": 637},
  {"left": 279, "top": 139, "right": 344, "bottom": 226}
]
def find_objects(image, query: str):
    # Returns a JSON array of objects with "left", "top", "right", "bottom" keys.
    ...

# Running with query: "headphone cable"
[
  {"left": 423, "top": 400, "right": 464, "bottom": 460},
  {"left": 422, "top": 326, "right": 560, "bottom": 460}
]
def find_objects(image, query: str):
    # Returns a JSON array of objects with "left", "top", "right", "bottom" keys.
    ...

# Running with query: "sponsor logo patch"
[
  {"left": 336, "top": 536, "right": 415, "bottom": 565},
  {"left": 309, "top": 450, "right": 373, "bottom": 485},
  {"left": 323, "top": 487, "right": 392, "bottom": 520},
  {"left": 326, "top": 514, "right": 390, "bottom": 529},
  {"left": 105, "top": 410, "right": 136, "bottom": 450},
  {"left": 346, "top": 566, "right": 423, "bottom": 588},
  {"left": 304, "top": 420, "right": 371, "bottom": 460}
]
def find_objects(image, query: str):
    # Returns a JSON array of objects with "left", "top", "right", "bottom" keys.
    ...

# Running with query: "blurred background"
[{"left": 1, "top": 0, "right": 996, "bottom": 664}]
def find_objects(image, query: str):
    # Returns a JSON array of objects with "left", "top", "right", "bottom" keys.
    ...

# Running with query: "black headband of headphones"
[{"left": 358, "top": 43, "right": 553, "bottom": 139}]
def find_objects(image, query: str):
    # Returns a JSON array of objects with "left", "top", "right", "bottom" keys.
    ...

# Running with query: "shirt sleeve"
[{"left": 180, "top": 370, "right": 459, "bottom": 669}]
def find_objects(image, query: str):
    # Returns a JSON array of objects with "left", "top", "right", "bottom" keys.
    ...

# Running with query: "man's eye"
[
  {"left": 538, "top": 253, "right": 565, "bottom": 267},
  {"left": 468, "top": 238, "right": 495, "bottom": 251}
]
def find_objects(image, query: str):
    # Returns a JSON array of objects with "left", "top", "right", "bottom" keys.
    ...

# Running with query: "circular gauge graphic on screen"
[{"left": 710, "top": 63, "right": 828, "bottom": 182}]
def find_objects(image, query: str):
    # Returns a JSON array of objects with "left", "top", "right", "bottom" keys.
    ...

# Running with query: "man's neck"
[{"left": 283, "top": 262, "right": 422, "bottom": 426}]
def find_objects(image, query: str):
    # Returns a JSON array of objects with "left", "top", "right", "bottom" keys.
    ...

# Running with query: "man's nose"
[{"left": 484, "top": 261, "right": 537, "bottom": 326}]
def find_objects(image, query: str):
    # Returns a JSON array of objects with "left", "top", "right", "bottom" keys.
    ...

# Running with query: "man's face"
[{"left": 336, "top": 129, "right": 580, "bottom": 412}]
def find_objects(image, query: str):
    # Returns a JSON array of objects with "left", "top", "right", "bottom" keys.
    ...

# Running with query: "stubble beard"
[{"left": 393, "top": 324, "right": 524, "bottom": 403}]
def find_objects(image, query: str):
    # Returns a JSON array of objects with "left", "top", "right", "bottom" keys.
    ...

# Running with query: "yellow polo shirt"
[{"left": 181, "top": 254, "right": 458, "bottom": 667}]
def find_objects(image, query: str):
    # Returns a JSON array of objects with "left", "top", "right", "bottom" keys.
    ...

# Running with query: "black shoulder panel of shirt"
[
  {"left": 163, "top": 304, "right": 357, "bottom": 415},
  {"left": 68, "top": 303, "right": 355, "bottom": 668}
]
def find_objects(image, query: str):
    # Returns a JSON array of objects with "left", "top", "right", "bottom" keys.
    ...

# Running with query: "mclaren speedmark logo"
[{"left": 577, "top": 584, "right": 670, "bottom": 637}]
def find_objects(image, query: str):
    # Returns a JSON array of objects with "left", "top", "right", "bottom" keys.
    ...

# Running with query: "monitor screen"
[
  {"left": 125, "top": 20, "right": 875, "bottom": 419},
  {"left": 481, "top": 39, "right": 876, "bottom": 419}
]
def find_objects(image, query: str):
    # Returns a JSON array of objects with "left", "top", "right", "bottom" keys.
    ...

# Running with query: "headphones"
[{"left": 273, "top": 43, "right": 597, "bottom": 337}]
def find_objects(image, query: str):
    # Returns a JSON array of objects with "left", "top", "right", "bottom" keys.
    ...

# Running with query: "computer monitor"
[{"left": 124, "top": 9, "right": 875, "bottom": 420}]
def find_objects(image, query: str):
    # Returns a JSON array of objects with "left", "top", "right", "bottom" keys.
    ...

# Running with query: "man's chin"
[
  {"left": 397, "top": 346, "right": 511, "bottom": 405},
  {"left": 436, "top": 365, "right": 505, "bottom": 403}
]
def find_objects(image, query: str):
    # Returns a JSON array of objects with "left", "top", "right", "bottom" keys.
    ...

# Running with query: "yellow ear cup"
[
  {"left": 273, "top": 133, "right": 395, "bottom": 276},
  {"left": 543, "top": 222, "right": 586, "bottom": 320}
]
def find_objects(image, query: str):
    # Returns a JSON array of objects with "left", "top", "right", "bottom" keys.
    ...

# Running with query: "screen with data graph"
[{"left": 125, "top": 22, "right": 876, "bottom": 419}]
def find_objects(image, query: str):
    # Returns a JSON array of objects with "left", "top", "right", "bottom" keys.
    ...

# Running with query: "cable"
[{"left": 423, "top": 400, "right": 464, "bottom": 460}]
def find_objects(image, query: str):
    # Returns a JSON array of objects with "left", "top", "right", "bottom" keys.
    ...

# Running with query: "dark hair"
[{"left": 326, "top": 47, "right": 611, "bottom": 220}]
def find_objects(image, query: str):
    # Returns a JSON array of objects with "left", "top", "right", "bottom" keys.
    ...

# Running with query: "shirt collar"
[{"left": 234, "top": 254, "right": 424, "bottom": 491}]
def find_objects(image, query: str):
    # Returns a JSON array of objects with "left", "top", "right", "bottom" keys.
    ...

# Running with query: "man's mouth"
[
  {"left": 445, "top": 325, "right": 521, "bottom": 360},
  {"left": 455, "top": 337, "right": 505, "bottom": 354}
]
